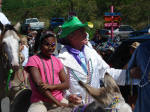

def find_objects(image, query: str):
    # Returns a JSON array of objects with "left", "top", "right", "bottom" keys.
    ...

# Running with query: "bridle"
[
  {"left": 72, "top": 104, "right": 88, "bottom": 112},
  {"left": 72, "top": 96, "right": 121, "bottom": 112},
  {"left": 0, "top": 43, "right": 10, "bottom": 69}
]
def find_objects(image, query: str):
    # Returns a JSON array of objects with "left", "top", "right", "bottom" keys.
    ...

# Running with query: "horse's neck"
[
  {"left": 0, "top": 51, "right": 9, "bottom": 81},
  {"left": 0, "top": 56, "right": 9, "bottom": 99}
]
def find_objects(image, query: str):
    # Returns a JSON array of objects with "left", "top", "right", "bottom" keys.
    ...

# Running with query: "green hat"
[{"left": 59, "top": 16, "right": 92, "bottom": 38}]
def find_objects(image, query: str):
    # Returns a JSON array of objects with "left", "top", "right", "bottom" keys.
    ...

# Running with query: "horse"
[
  {"left": 78, "top": 73, "right": 132, "bottom": 112},
  {"left": 0, "top": 22, "right": 31, "bottom": 112},
  {"left": 45, "top": 73, "right": 132, "bottom": 112}
]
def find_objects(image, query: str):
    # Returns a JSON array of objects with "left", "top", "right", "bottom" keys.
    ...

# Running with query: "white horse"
[{"left": 0, "top": 23, "right": 31, "bottom": 112}]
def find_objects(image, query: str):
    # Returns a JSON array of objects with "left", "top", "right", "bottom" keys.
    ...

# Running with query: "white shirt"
[
  {"left": 0, "top": 12, "right": 11, "bottom": 34},
  {"left": 21, "top": 45, "right": 29, "bottom": 66},
  {"left": 58, "top": 45, "right": 126, "bottom": 104},
  {"left": 0, "top": 12, "right": 11, "bottom": 25}
]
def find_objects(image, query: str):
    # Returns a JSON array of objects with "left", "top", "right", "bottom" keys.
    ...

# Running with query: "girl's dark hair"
[
  {"left": 34, "top": 30, "right": 56, "bottom": 52},
  {"left": 40, "top": 31, "right": 56, "bottom": 43}
]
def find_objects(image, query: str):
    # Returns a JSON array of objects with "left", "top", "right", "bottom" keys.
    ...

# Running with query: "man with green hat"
[{"left": 58, "top": 16, "right": 140, "bottom": 105}]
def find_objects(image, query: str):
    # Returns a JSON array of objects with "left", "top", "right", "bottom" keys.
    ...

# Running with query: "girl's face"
[{"left": 41, "top": 36, "right": 56, "bottom": 57}]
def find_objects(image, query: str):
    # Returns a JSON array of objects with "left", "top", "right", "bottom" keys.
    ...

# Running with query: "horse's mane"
[
  {"left": 2, "top": 24, "right": 17, "bottom": 35},
  {"left": 0, "top": 24, "right": 21, "bottom": 42},
  {"left": 108, "top": 42, "right": 131, "bottom": 68}
]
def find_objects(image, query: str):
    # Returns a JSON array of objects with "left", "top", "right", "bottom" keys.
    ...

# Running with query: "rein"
[
  {"left": 105, "top": 96, "right": 120, "bottom": 112},
  {"left": 72, "top": 104, "right": 88, "bottom": 112},
  {"left": 5, "top": 69, "right": 13, "bottom": 93},
  {"left": 72, "top": 97, "right": 120, "bottom": 112}
]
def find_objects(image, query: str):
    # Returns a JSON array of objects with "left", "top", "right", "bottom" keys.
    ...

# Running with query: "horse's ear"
[
  {"left": 78, "top": 81, "right": 101, "bottom": 96},
  {"left": 104, "top": 73, "right": 120, "bottom": 93},
  {"left": 14, "top": 22, "right": 21, "bottom": 31},
  {"left": 0, "top": 21, "right": 4, "bottom": 32}
]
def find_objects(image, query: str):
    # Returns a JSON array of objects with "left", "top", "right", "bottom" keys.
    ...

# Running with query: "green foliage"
[{"left": 2, "top": 0, "right": 150, "bottom": 31}]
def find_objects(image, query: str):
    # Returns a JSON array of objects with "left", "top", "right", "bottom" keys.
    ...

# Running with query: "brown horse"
[
  {"left": 78, "top": 73, "right": 132, "bottom": 112},
  {"left": 0, "top": 23, "right": 31, "bottom": 112}
]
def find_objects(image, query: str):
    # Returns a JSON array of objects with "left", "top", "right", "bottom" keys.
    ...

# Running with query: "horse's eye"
[
  {"left": 2, "top": 42, "right": 6, "bottom": 45},
  {"left": 100, "top": 80, "right": 104, "bottom": 87},
  {"left": 18, "top": 40, "right": 21, "bottom": 44}
]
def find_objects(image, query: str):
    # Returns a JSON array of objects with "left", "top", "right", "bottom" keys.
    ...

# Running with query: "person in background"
[
  {"left": 125, "top": 42, "right": 140, "bottom": 110},
  {"left": 26, "top": 31, "right": 69, "bottom": 112},
  {"left": 0, "top": 11, "right": 11, "bottom": 34},
  {"left": 129, "top": 42, "right": 140, "bottom": 55},
  {"left": 92, "top": 29, "right": 102, "bottom": 45},
  {"left": 58, "top": 16, "right": 140, "bottom": 105},
  {"left": 86, "top": 32, "right": 93, "bottom": 48},
  {"left": 27, "top": 31, "right": 37, "bottom": 56},
  {"left": 20, "top": 36, "right": 29, "bottom": 67},
  {"left": 17, "top": 36, "right": 29, "bottom": 88},
  {"left": 0, "top": 12, "right": 10, "bottom": 25},
  {"left": 123, "top": 42, "right": 140, "bottom": 69},
  {"left": 127, "top": 40, "right": 150, "bottom": 112}
]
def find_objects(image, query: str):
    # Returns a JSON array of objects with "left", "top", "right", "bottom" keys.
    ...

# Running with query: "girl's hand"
[{"left": 39, "top": 82, "right": 54, "bottom": 91}]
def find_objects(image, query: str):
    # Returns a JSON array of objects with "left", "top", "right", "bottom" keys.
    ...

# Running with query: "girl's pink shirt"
[{"left": 26, "top": 55, "right": 64, "bottom": 103}]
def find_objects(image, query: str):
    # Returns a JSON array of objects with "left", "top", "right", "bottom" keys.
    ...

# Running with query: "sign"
[
  {"left": 104, "top": 23, "right": 119, "bottom": 28},
  {"left": 104, "top": 12, "right": 121, "bottom": 16},
  {"left": 104, "top": 6, "right": 122, "bottom": 39},
  {"left": 104, "top": 12, "right": 121, "bottom": 28},
  {"left": 104, "top": 16, "right": 121, "bottom": 22}
]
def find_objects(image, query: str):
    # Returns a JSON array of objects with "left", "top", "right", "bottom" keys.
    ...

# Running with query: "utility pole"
[
  {"left": 148, "top": 16, "right": 149, "bottom": 25},
  {"left": 111, "top": 5, "right": 114, "bottom": 40},
  {"left": 111, "top": 0, "right": 114, "bottom": 40},
  {"left": 68, "top": 0, "right": 76, "bottom": 19},
  {"left": 70, "top": 0, "right": 73, "bottom": 12}
]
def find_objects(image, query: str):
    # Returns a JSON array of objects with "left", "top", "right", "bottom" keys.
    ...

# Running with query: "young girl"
[
  {"left": 26, "top": 31, "right": 69, "bottom": 112},
  {"left": 20, "top": 36, "right": 29, "bottom": 67}
]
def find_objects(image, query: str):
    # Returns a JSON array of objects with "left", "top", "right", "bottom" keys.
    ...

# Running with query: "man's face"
[{"left": 67, "top": 28, "right": 87, "bottom": 50}]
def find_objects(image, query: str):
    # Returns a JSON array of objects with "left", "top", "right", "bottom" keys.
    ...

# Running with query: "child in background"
[
  {"left": 19, "top": 36, "right": 30, "bottom": 88},
  {"left": 20, "top": 36, "right": 29, "bottom": 67}
]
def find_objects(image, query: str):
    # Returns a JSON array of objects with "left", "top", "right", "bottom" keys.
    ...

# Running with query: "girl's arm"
[
  {"left": 41, "top": 68, "right": 70, "bottom": 91},
  {"left": 27, "top": 66, "right": 67, "bottom": 106},
  {"left": 55, "top": 68, "right": 70, "bottom": 90}
]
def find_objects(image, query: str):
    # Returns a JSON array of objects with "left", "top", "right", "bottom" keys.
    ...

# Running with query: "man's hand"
[
  {"left": 130, "top": 67, "right": 141, "bottom": 79},
  {"left": 68, "top": 94, "right": 82, "bottom": 105}
]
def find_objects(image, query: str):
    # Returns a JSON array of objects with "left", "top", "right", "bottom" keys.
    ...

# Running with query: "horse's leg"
[{"left": 1, "top": 97, "right": 10, "bottom": 112}]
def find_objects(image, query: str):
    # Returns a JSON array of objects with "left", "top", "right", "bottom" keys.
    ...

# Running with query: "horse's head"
[
  {"left": 1, "top": 23, "right": 21, "bottom": 69},
  {"left": 79, "top": 73, "right": 132, "bottom": 112},
  {"left": 79, "top": 73, "right": 121, "bottom": 107}
]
